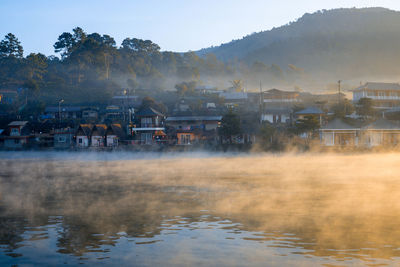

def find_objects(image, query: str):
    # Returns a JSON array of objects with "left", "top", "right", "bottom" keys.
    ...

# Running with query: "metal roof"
[
  {"left": 295, "top": 107, "right": 324, "bottom": 115},
  {"left": 8, "top": 121, "right": 28, "bottom": 126},
  {"left": 321, "top": 119, "right": 358, "bottom": 130},
  {"left": 219, "top": 92, "right": 248, "bottom": 100},
  {"left": 135, "top": 107, "right": 164, "bottom": 117},
  {"left": 166, "top": 116, "right": 222, "bottom": 122},
  {"left": 353, "top": 82, "right": 400, "bottom": 91},
  {"left": 362, "top": 119, "right": 400, "bottom": 130}
]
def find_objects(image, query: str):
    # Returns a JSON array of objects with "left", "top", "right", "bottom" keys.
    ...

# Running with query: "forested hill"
[{"left": 198, "top": 7, "right": 400, "bottom": 79}]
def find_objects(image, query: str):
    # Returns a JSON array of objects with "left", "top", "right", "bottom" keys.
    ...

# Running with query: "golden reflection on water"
[{"left": 1, "top": 153, "right": 400, "bottom": 265}]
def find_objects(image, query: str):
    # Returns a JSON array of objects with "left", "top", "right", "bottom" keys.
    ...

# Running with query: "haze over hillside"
[{"left": 198, "top": 7, "right": 400, "bottom": 85}]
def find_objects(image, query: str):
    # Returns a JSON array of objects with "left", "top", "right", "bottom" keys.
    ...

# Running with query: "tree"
[
  {"left": 54, "top": 32, "right": 75, "bottom": 58},
  {"left": 121, "top": 38, "right": 160, "bottom": 53},
  {"left": 331, "top": 99, "right": 355, "bottom": 118},
  {"left": 293, "top": 115, "right": 320, "bottom": 135},
  {"left": 356, "top": 97, "right": 375, "bottom": 118},
  {"left": 219, "top": 110, "right": 241, "bottom": 144},
  {"left": 0, "top": 33, "right": 23, "bottom": 58},
  {"left": 175, "top": 81, "right": 196, "bottom": 97},
  {"left": 25, "top": 53, "right": 48, "bottom": 80},
  {"left": 54, "top": 27, "right": 88, "bottom": 59}
]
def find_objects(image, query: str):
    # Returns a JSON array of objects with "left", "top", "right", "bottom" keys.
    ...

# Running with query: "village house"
[
  {"left": 195, "top": 85, "right": 219, "bottom": 95},
  {"left": 165, "top": 116, "right": 222, "bottom": 145},
  {"left": 352, "top": 82, "right": 400, "bottom": 110},
  {"left": 91, "top": 124, "right": 107, "bottom": 147},
  {"left": 76, "top": 124, "right": 92, "bottom": 148},
  {"left": 219, "top": 91, "right": 248, "bottom": 109},
  {"left": 82, "top": 107, "right": 99, "bottom": 121},
  {"left": 0, "top": 121, "right": 35, "bottom": 149},
  {"left": 106, "top": 124, "right": 126, "bottom": 147},
  {"left": 131, "top": 107, "right": 166, "bottom": 145},
  {"left": 261, "top": 89, "right": 302, "bottom": 124},
  {"left": 44, "top": 106, "right": 82, "bottom": 119},
  {"left": 360, "top": 119, "right": 400, "bottom": 147},
  {"left": 54, "top": 128, "right": 75, "bottom": 149},
  {"left": 320, "top": 119, "right": 360, "bottom": 146}
]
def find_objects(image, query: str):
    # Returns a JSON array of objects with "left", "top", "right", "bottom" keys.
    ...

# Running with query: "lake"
[{"left": 1, "top": 152, "right": 400, "bottom": 266}]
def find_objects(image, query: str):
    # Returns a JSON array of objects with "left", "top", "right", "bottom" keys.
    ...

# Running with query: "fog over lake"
[{"left": 1, "top": 152, "right": 400, "bottom": 266}]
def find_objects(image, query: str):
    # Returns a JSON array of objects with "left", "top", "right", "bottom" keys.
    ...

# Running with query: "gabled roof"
[
  {"left": 92, "top": 124, "right": 107, "bottom": 136},
  {"left": 363, "top": 118, "right": 400, "bottom": 130},
  {"left": 77, "top": 124, "right": 92, "bottom": 136},
  {"left": 135, "top": 107, "right": 164, "bottom": 117},
  {"left": 321, "top": 119, "right": 358, "bottom": 130},
  {"left": 295, "top": 107, "right": 324, "bottom": 115},
  {"left": 353, "top": 82, "right": 400, "bottom": 91},
  {"left": 8, "top": 121, "right": 28, "bottom": 126},
  {"left": 219, "top": 92, "right": 248, "bottom": 100},
  {"left": 166, "top": 116, "right": 222, "bottom": 122},
  {"left": 107, "top": 124, "right": 126, "bottom": 138},
  {"left": 264, "top": 88, "right": 299, "bottom": 96}
]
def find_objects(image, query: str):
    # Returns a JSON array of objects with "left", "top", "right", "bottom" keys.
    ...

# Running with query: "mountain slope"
[{"left": 197, "top": 7, "right": 400, "bottom": 80}]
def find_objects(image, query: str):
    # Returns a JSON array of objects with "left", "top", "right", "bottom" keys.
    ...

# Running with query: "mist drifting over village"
[{"left": 2, "top": 1, "right": 400, "bottom": 266}]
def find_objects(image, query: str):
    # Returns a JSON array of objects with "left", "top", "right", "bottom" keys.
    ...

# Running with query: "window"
[
  {"left": 14, "top": 139, "right": 20, "bottom": 144},
  {"left": 141, "top": 133, "right": 153, "bottom": 144},
  {"left": 58, "top": 136, "right": 66, "bottom": 143},
  {"left": 141, "top": 117, "right": 152, "bottom": 127},
  {"left": 10, "top": 128, "right": 20, "bottom": 136},
  {"left": 78, "top": 138, "right": 83, "bottom": 144},
  {"left": 180, "top": 134, "right": 191, "bottom": 144}
]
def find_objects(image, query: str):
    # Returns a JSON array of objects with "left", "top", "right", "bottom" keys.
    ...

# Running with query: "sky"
[{"left": 1, "top": 0, "right": 400, "bottom": 57}]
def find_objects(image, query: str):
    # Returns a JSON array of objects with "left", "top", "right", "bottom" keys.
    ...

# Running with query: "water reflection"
[{"left": 0, "top": 153, "right": 400, "bottom": 266}]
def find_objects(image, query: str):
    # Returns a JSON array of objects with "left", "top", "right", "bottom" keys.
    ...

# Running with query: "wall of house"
[
  {"left": 76, "top": 136, "right": 89, "bottom": 147},
  {"left": 177, "top": 133, "right": 196, "bottom": 145},
  {"left": 106, "top": 135, "right": 118, "bottom": 147},
  {"left": 54, "top": 134, "right": 73, "bottom": 148},
  {"left": 361, "top": 131, "right": 400, "bottom": 147},
  {"left": 204, "top": 122, "right": 219, "bottom": 131},
  {"left": 91, "top": 136, "right": 104, "bottom": 147},
  {"left": 261, "top": 114, "right": 290, "bottom": 124}
]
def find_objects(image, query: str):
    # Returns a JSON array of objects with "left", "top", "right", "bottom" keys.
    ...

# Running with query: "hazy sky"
[{"left": 1, "top": 0, "right": 400, "bottom": 56}]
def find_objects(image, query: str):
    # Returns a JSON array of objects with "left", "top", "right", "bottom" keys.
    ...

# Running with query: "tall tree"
[
  {"left": 219, "top": 110, "right": 241, "bottom": 144},
  {"left": 25, "top": 53, "right": 48, "bottom": 80},
  {"left": 356, "top": 97, "right": 375, "bottom": 119},
  {"left": 0, "top": 33, "right": 23, "bottom": 58}
]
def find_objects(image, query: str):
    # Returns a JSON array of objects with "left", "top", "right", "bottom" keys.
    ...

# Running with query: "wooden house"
[
  {"left": 132, "top": 107, "right": 166, "bottom": 145},
  {"left": 360, "top": 119, "right": 400, "bottom": 147},
  {"left": 54, "top": 128, "right": 75, "bottom": 149},
  {"left": 0, "top": 121, "right": 34, "bottom": 148},
  {"left": 76, "top": 124, "right": 92, "bottom": 148},
  {"left": 91, "top": 124, "right": 107, "bottom": 147},
  {"left": 165, "top": 116, "right": 222, "bottom": 145},
  {"left": 106, "top": 124, "right": 126, "bottom": 147},
  {"left": 320, "top": 119, "right": 360, "bottom": 146}
]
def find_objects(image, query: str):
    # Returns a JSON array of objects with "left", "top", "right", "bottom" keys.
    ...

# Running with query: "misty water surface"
[{"left": 1, "top": 152, "right": 400, "bottom": 266}]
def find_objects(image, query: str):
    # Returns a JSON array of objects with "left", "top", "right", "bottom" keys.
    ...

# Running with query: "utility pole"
[
  {"left": 259, "top": 81, "right": 263, "bottom": 124},
  {"left": 338, "top": 80, "right": 341, "bottom": 105},
  {"left": 58, "top": 99, "right": 64, "bottom": 127}
]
